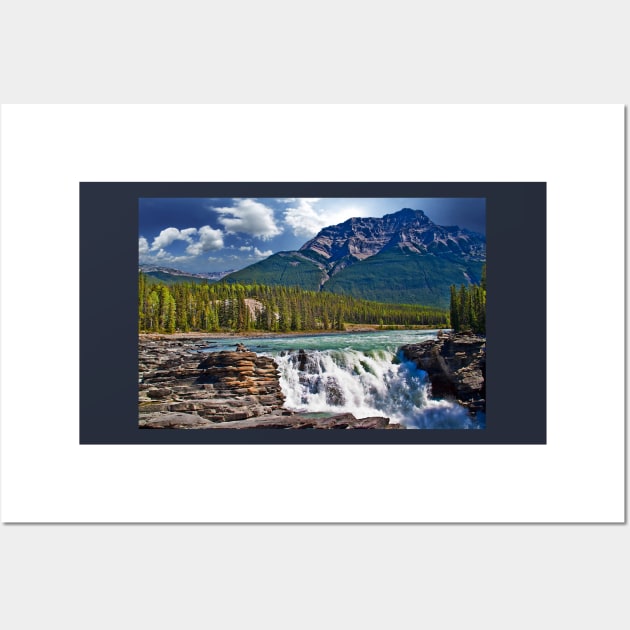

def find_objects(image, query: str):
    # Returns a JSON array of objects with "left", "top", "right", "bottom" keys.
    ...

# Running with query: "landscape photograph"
[{"left": 138, "top": 197, "right": 486, "bottom": 430}]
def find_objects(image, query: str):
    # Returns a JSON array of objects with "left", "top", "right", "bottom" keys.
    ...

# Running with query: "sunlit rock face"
[
  {"left": 138, "top": 337, "right": 286, "bottom": 424},
  {"left": 300, "top": 208, "right": 486, "bottom": 272}
]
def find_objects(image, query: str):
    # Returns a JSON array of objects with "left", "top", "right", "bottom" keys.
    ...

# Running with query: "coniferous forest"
[
  {"left": 449, "top": 264, "right": 486, "bottom": 335},
  {"left": 138, "top": 273, "right": 450, "bottom": 333}
]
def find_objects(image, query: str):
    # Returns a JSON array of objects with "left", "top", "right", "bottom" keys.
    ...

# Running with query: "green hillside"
[
  {"left": 223, "top": 252, "right": 325, "bottom": 291},
  {"left": 221, "top": 247, "right": 484, "bottom": 310},
  {"left": 143, "top": 271, "right": 211, "bottom": 286},
  {"left": 323, "top": 249, "right": 484, "bottom": 309}
]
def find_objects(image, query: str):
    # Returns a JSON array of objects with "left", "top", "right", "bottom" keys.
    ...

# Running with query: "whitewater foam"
[{"left": 273, "top": 347, "right": 477, "bottom": 429}]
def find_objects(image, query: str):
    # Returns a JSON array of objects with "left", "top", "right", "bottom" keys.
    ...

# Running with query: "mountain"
[
  {"left": 218, "top": 251, "right": 325, "bottom": 291},
  {"left": 223, "top": 208, "right": 486, "bottom": 309},
  {"left": 139, "top": 265, "right": 236, "bottom": 285}
]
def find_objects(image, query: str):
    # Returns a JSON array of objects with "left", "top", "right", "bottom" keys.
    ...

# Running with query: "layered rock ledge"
[
  {"left": 139, "top": 411, "right": 400, "bottom": 430},
  {"left": 400, "top": 332, "right": 485, "bottom": 415},
  {"left": 139, "top": 335, "right": 398, "bottom": 429}
]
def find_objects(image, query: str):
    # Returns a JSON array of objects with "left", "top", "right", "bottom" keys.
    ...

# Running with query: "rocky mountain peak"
[
  {"left": 385, "top": 207, "right": 429, "bottom": 221},
  {"left": 299, "top": 207, "right": 484, "bottom": 266}
]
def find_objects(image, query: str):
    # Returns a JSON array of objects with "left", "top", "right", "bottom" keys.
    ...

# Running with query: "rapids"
[{"left": 201, "top": 330, "right": 481, "bottom": 429}]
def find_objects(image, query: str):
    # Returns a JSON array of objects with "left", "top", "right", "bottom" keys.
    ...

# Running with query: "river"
[{"left": 200, "top": 330, "right": 483, "bottom": 429}]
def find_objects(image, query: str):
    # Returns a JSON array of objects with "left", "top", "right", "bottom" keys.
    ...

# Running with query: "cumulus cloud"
[
  {"left": 138, "top": 236, "right": 180, "bottom": 264},
  {"left": 280, "top": 198, "right": 371, "bottom": 237},
  {"left": 150, "top": 227, "right": 197, "bottom": 251},
  {"left": 140, "top": 225, "right": 224, "bottom": 265},
  {"left": 185, "top": 225, "right": 224, "bottom": 255},
  {"left": 180, "top": 227, "right": 198, "bottom": 239},
  {"left": 153, "top": 249, "right": 194, "bottom": 264},
  {"left": 214, "top": 199, "right": 282, "bottom": 240},
  {"left": 237, "top": 247, "right": 273, "bottom": 259},
  {"left": 281, "top": 199, "right": 330, "bottom": 237}
]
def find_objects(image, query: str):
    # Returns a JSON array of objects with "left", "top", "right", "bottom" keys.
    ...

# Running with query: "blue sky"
[{"left": 139, "top": 197, "right": 486, "bottom": 273}]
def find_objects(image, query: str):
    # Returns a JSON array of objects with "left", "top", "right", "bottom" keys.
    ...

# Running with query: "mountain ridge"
[
  {"left": 139, "top": 265, "right": 236, "bottom": 285},
  {"left": 298, "top": 208, "right": 484, "bottom": 280},
  {"left": 222, "top": 208, "right": 485, "bottom": 308}
]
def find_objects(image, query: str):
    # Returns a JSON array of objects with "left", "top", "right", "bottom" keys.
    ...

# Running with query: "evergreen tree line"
[
  {"left": 449, "top": 264, "right": 486, "bottom": 335},
  {"left": 138, "top": 273, "right": 449, "bottom": 333}
]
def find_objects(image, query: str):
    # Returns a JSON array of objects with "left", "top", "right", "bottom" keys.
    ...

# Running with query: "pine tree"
[
  {"left": 147, "top": 290, "right": 160, "bottom": 331},
  {"left": 449, "top": 285, "right": 459, "bottom": 331},
  {"left": 448, "top": 277, "right": 486, "bottom": 335},
  {"left": 138, "top": 273, "right": 456, "bottom": 334}
]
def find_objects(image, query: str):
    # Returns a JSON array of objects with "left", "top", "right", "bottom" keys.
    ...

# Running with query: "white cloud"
[
  {"left": 214, "top": 199, "right": 282, "bottom": 240},
  {"left": 140, "top": 226, "right": 224, "bottom": 265},
  {"left": 151, "top": 249, "right": 194, "bottom": 264},
  {"left": 281, "top": 199, "right": 330, "bottom": 237},
  {"left": 239, "top": 245, "right": 253, "bottom": 251},
  {"left": 281, "top": 198, "right": 371, "bottom": 238},
  {"left": 139, "top": 236, "right": 189, "bottom": 264},
  {"left": 180, "top": 227, "right": 198, "bottom": 239},
  {"left": 185, "top": 225, "right": 224, "bottom": 255},
  {"left": 253, "top": 247, "right": 272, "bottom": 258},
  {"left": 150, "top": 226, "right": 197, "bottom": 251}
]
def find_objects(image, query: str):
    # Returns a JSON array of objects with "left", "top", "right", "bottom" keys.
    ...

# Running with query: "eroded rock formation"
[
  {"left": 400, "top": 333, "right": 486, "bottom": 415},
  {"left": 139, "top": 337, "right": 286, "bottom": 423},
  {"left": 139, "top": 411, "right": 401, "bottom": 430}
]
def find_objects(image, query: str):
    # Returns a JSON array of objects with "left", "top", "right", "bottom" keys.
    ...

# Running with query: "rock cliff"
[
  {"left": 400, "top": 333, "right": 485, "bottom": 415},
  {"left": 300, "top": 208, "right": 485, "bottom": 269},
  {"left": 139, "top": 337, "right": 286, "bottom": 423}
]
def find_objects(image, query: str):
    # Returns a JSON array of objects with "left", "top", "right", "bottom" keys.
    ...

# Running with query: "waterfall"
[{"left": 272, "top": 347, "right": 479, "bottom": 429}]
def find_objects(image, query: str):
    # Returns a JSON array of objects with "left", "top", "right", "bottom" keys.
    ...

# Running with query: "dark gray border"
[{"left": 80, "top": 182, "right": 546, "bottom": 444}]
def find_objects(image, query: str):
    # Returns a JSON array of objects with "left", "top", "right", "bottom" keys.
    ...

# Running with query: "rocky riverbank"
[
  {"left": 139, "top": 336, "right": 398, "bottom": 429},
  {"left": 400, "top": 332, "right": 485, "bottom": 415}
]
